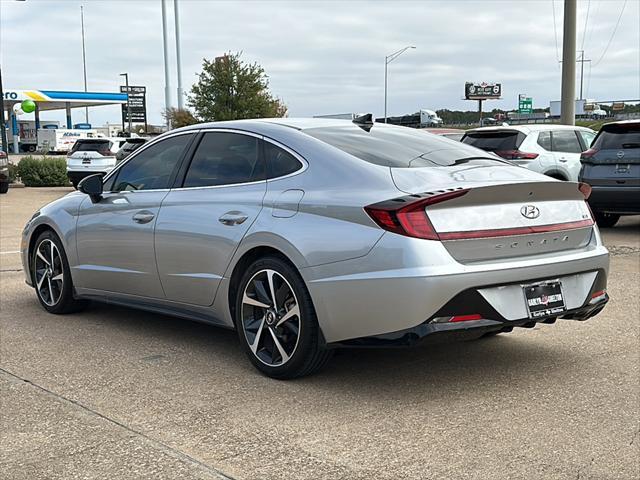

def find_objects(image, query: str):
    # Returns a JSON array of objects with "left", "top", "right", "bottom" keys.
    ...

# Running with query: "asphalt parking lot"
[{"left": 1, "top": 187, "right": 638, "bottom": 480}]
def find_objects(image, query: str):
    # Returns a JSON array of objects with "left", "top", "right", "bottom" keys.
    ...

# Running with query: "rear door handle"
[
  {"left": 132, "top": 211, "right": 155, "bottom": 224},
  {"left": 559, "top": 158, "right": 568, "bottom": 163},
  {"left": 219, "top": 211, "right": 248, "bottom": 226}
]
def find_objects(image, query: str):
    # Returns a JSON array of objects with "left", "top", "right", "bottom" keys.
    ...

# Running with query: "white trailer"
[
  {"left": 37, "top": 129, "right": 102, "bottom": 154},
  {"left": 7, "top": 120, "right": 60, "bottom": 152}
]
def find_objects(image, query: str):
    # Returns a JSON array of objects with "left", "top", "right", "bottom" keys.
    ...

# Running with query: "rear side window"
[
  {"left": 594, "top": 124, "right": 640, "bottom": 150},
  {"left": 550, "top": 130, "right": 582, "bottom": 153},
  {"left": 264, "top": 142, "right": 302, "bottom": 178},
  {"left": 462, "top": 131, "right": 524, "bottom": 152},
  {"left": 71, "top": 140, "right": 112, "bottom": 153},
  {"left": 537, "top": 131, "right": 551, "bottom": 150},
  {"left": 183, "top": 132, "right": 264, "bottom": 188}
]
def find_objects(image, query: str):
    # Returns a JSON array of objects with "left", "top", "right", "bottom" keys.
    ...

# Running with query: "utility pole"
[
  {"left": 161, "top": 0, "right": 172, "bottom": 128},
  {"left": 174, "top": 0, "right": 184, "bottom": 110},
  {"left": 577, "top": 50, "right": 591, "bottom": 100},
  {"left": 80, "top": 5, "right": 89, "bottom": 124},
  {"left": 560, "top": 0, "right": 577, "bottom": 125}
]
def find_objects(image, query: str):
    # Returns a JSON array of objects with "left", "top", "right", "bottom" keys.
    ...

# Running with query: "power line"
[
  {"left": 593, "top": 0, "right": 628, "bottom": 67},
  {"left": 580, "top": 0, "right": 591, "bottom": 51},
  {"left": 551, "top": 0, "right": 560, "bottom": 65},
  {"left": 583, "top": 0, "right": 601, "bottom": 53}
]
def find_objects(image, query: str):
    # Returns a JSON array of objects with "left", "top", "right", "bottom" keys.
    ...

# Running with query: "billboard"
[
  {"left": 120, "top": 85, "right": 147, "bottom": 125},
  {"left": 465, "top": 82, "right": 501, "bottom": 100}
]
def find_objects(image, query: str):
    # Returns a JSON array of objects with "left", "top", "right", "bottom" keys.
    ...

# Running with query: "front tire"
[
  {"left": 234, "top": 256, "right": 333, "bottom": 379},
  {"left": 593, "top": 211, "right": 619, "bottom": 228},
  {"left": 31, "top": 230, "right": 88, "bottom": 314},
  {"left": 0, "top": 182, "right": 8, "bottom": 194}
]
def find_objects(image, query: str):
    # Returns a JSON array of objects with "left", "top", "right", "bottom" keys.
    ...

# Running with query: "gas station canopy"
[{"left": 4, "top": 89, "right": 128, "bottom": 110}]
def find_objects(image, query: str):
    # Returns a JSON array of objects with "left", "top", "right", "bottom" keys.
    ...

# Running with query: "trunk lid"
[{"left": 391, "top": 166, "right": 594, "bottom": 263}]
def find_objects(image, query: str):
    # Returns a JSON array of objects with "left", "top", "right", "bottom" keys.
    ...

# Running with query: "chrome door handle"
[
  {"left": 218, "top": 212, "right": 248, "bottom": 226},
  {"left": 132, "top": 211, "right": 155, "bottom": 224}
]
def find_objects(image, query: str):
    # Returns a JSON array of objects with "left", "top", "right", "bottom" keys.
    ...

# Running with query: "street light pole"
[
  {"left": 384, "top": 46, "right": 416, "bottom": 123},
  {"left": 161, "top": 0, "right": 172, "bottom": 128},
  {"left": 120, "top": 73, "right": 131, "bottom": 136},
  {"left": 174, "top": 0, "right": 184, "bottom": 110},
  {"left": 0, "top": 67, "right": 8, "bottom": 153}
]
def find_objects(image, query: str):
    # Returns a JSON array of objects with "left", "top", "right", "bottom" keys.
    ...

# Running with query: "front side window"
[
  {"left": 183, "top": 132, "right": 263, "bottom": 188},
  {"left": 111, "top": 134, "right": 193, "bottom": 191},
  {"left": 551, "top": 130, "right": 582, "bottom": 153},
  {"left": 578, "top": 130, "right": 596, "bottom": 149},
  {"left": 264, "top": 142, "right": 303, "bottom": 179}
]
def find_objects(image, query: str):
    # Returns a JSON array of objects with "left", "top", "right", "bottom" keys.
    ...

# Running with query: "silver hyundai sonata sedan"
[{"left": 21, "top": 118, "right": 610, "bottom": 378}]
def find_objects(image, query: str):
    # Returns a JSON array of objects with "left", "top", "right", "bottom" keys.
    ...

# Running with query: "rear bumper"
[
  {"left": 67, "top": 170, "right": 106, "bottom": 183},
  {"left": 304, "top": 231, "right": 609, "bottom": 344},
  {"left": 588, "top": 186, "right": 640, "bottom": 214},
  {"left": 333, "top": 271, "right": 608, "bottom": 347}
]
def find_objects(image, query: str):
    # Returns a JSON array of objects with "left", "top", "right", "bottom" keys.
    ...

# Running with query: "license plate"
[{"left": 523, "top": 281, "right": 566, "bottom": 319}]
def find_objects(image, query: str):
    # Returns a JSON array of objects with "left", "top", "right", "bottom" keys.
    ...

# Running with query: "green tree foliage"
[
  {"left": 163, "top": 108, "right": 199, "bottom": 128},
  {"left": 189, "top": 51, "right": 287, "bottom": 121}
]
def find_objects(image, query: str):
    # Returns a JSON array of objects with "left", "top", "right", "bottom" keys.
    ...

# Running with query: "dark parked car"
[
  {"left": 579, "top": 120, "right": 640, "bottom": 227},
  {"left": 0, "top": 150, "right": 9, "bottom": 194},
  {"left": 115, "top": 137, "right": 148, "bottom": 162}
]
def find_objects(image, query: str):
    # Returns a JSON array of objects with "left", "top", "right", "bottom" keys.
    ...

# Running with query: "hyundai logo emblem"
[
  {"left": 520, "top": 205, "right": 540, "bottom": 219},
  {"left": 617, "top": 151, "right": 625, "bottom": 159}
]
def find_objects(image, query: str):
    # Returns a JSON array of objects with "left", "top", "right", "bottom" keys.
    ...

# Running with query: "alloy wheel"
[
  {"left": 241, "top": 269, "right": 301, "bottom": 367},
  {"left": 34, "top": 239, "right": 64, "bottom": 307}
]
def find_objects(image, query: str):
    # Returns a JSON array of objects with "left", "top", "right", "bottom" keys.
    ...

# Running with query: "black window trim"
[
  {"left": 102, "top": 130, "right": 197, "bottom": 193},
  {"left": 171, "top": 128, "right": 308, "bottom": 191}
]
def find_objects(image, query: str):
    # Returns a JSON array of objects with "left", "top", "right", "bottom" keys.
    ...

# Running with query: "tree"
[
  {"left": 189, "top": 51, "right": 287, "bottom": 121},
  {"left": 163, "top": 107, "right": 199, "bottom": 128}
]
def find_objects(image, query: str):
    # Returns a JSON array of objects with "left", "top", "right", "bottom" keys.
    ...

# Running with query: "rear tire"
[
  {"left": 234, "top": 256, "right": 333, "bottom": 379},
  {"left": 593, "top": 211, "right": 619, "bottom": 228},
  {"left": 0, "top": 182, "right": 8, "bottom": 194},
  {"left": 31, "top": 230, "right": 88, "bottom": 314}
]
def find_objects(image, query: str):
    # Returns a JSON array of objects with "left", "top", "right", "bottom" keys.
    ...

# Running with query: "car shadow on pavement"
[{"left": 78, "top": 301, "right": 587, "bottom": 402}]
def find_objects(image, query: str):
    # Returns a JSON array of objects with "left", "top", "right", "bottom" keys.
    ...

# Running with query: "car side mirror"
[{"left": 78, "top": 174, "right": 103, "bottom": 203}]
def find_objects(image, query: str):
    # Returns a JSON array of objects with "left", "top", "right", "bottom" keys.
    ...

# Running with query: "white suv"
[
  {"left": 462, "top": 125, "right": 596, "bottom": 182},
  {"left": 66, "top": 138, "right": 125, "bottom": 188}
]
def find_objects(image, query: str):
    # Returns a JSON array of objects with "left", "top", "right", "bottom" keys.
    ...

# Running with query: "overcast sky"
[{"left": 1, "top": 0, "right": 639, "bottom": 127}]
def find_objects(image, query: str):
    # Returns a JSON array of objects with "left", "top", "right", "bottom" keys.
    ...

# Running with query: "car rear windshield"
[
  {"left": 461, "top": 131, "right": 525, "bottom": 152},
  {"left": 70, "top": 140, "right": 112, "bottom": 153},
  {"left": 303, "top": 126, "right": 503, "bottom": 168},
  {"left": 123, "top": 140, "right": 145, "bottom": 150},
  {"left": 594, "top": 124, "right": 640, "bottom": 150}
]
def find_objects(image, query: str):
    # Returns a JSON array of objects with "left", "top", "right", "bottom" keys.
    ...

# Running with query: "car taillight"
[
  {"left": 580, "top": 148, "right": 599, "bottom": 160},
  {"left": 494, "top": 150, "right": 539, "bottom": 160},
  {"left": 578, "top": 182, "right": 592, "bottom": 200},
  {"left": 364, "top": 189, "right": 469, "bottom": 240}
]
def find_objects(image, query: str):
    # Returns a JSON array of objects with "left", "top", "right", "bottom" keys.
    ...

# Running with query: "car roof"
[
  {"left": 178, "top": 117, "right": 361, "bottom": 132},
  {"left": 466, "top": 124, "right": 593, "bottom": 135}
]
